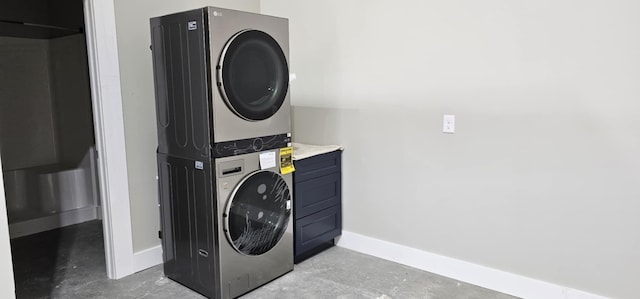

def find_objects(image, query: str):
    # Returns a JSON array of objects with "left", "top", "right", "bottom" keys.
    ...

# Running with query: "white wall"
[
  {"left": 0, "top": 157, "right": 16, "bottom": 299},
  {"left": 262, "top": 1, "right": 640, "bottom": 298},
  {"left": 111, "top": 0, "right": 260, "bottom": 252}
]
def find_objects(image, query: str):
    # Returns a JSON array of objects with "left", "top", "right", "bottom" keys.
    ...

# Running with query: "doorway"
[{"left": 0, "top": 0, "right": 104, "bottom": 296}]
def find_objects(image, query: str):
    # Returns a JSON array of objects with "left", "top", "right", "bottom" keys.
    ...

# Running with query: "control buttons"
[{"left": 252, "top": 138, "right": 264, "bottom": 151}]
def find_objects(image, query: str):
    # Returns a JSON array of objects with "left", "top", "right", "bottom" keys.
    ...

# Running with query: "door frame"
[
  {"left": 83, "top": 0, "right": 135, "bottom": 279},
  {"left": 0, "top": 0, "right": 135, "bottom": 285}
]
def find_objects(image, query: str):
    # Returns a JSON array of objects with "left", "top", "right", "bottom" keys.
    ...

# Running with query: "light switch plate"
[{"left": 443, "top": 114, "right": 455, "bottom": 133}]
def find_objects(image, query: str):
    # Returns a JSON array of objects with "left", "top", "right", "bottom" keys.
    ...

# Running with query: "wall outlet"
[{"left": 443, "top": 114, "right": 455, "bottom": 133}]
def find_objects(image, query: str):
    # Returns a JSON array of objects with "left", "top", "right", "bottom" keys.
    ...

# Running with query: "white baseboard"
[
  {"left": 133, "top": 245, "right": 163, "bottom": 273},
  {"left": 337, "top": 231, "right": 606, "bottom": 299},
  {"left": 9, "top": 206, "right": 99, "bottom": 239}
]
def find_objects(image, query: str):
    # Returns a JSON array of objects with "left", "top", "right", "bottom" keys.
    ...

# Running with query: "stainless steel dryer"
[
  {"left": 215, "top": 150, "right": 293, "bottom": 298},
  {"left": 151, "top": 6, "right": 291, "bottom": 159},
  {"left": 209, "top": 7, "right": 291, "bottom": 143}
]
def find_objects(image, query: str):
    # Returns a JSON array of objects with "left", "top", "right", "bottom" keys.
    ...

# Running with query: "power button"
[{"left": 252, "top": 138, "right": 264, "bottom": 151}]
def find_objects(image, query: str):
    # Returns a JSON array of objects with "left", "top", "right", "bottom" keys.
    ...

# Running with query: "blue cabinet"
[{"left": 293, "top": 150, "right": 342, "bottom": 263}]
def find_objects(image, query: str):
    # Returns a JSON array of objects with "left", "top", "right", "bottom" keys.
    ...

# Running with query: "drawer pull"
[{"left": 222, "top": 167, "right": 242, "bottom": 175}]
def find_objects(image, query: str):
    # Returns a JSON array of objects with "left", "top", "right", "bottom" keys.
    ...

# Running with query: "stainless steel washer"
[{"left": 215, "top": 150, "right": 293, "bottom": 298}]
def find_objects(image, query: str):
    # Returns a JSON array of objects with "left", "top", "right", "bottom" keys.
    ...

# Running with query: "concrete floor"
[{"left": 11, "top": 221, "right": 517, "bottom": 299}]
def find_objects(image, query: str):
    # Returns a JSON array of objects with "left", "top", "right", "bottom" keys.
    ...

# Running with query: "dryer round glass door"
[
  {"left": 224, "top": 170, "right": 291, "bottom": 255},
  {"left": 218, "top": 30, "right": 289, "bottom": 121}
]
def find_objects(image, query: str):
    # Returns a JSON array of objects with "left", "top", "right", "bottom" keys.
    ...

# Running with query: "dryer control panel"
[{"left": 213, "top": 133, "right": 291, "bottom": 158}]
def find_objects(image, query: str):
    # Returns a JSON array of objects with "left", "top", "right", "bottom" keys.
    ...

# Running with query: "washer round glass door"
[
  {"left": 224, "top": 170, "right": 291, "bottom": 255},
  {"left": 218, "top": 30, "right": 289, "bottom": 121}
]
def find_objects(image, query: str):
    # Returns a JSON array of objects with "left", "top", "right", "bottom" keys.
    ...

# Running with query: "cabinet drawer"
[
  {"left": 293, "top": 151, "right": 341, "bottom": 182},
  {"left": 295, "top": 205, "right": 341, "bottom": 257},
  {"left": 294, "top": 172, "right": 341, "bottom": 219}
]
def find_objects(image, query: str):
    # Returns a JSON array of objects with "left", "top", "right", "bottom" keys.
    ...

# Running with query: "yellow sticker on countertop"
[{"left": 279, "top": 147, "right": 295, "bottom": 174}]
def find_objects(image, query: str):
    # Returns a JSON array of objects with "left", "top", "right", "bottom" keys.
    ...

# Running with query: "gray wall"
[
  {"left": 112, "top": 0, "right": 260, "bottom": 252},
  {"left": 262, "top": 1, "right": 640, "bottom": 298},
  {"left": 0, "top": 34, "right": 94, "bottom": 170},
  {"left": 0, "top": 37, "right": 58, "bottom": 171},
  {"left": 49, "top": 34, "right": 95, "bottom": 167},
  {"left": 1, "top": 33, "right": 96, "bottom": 228}
]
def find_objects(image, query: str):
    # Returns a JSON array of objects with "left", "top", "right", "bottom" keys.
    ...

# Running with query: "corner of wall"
[{"left": 0, "top": 158, "right": 17, "bottom": 298}]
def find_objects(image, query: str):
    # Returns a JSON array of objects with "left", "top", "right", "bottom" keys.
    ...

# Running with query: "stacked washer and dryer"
[{"left": 150, "top": 7, "right": 293, "bottom": 298}]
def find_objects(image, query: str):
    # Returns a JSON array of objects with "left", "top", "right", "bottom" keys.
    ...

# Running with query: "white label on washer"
[
  {"left": 195, "top": 161, "right": 204, "bottom": 170},
  {"left": 187, "top": 21, "right": 197, "bottom": 31},
  {"left": 259, "top": 151, "right": 276, "bottom": 170}
]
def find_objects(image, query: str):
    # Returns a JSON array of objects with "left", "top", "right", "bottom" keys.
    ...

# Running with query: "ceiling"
[{"left": 0, "top": 0, "right": 84, "bottom": 39}]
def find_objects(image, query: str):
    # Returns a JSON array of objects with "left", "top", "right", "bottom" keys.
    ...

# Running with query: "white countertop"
[{"left": 292, "top": 143, "right": 344, "bottom": 160}]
